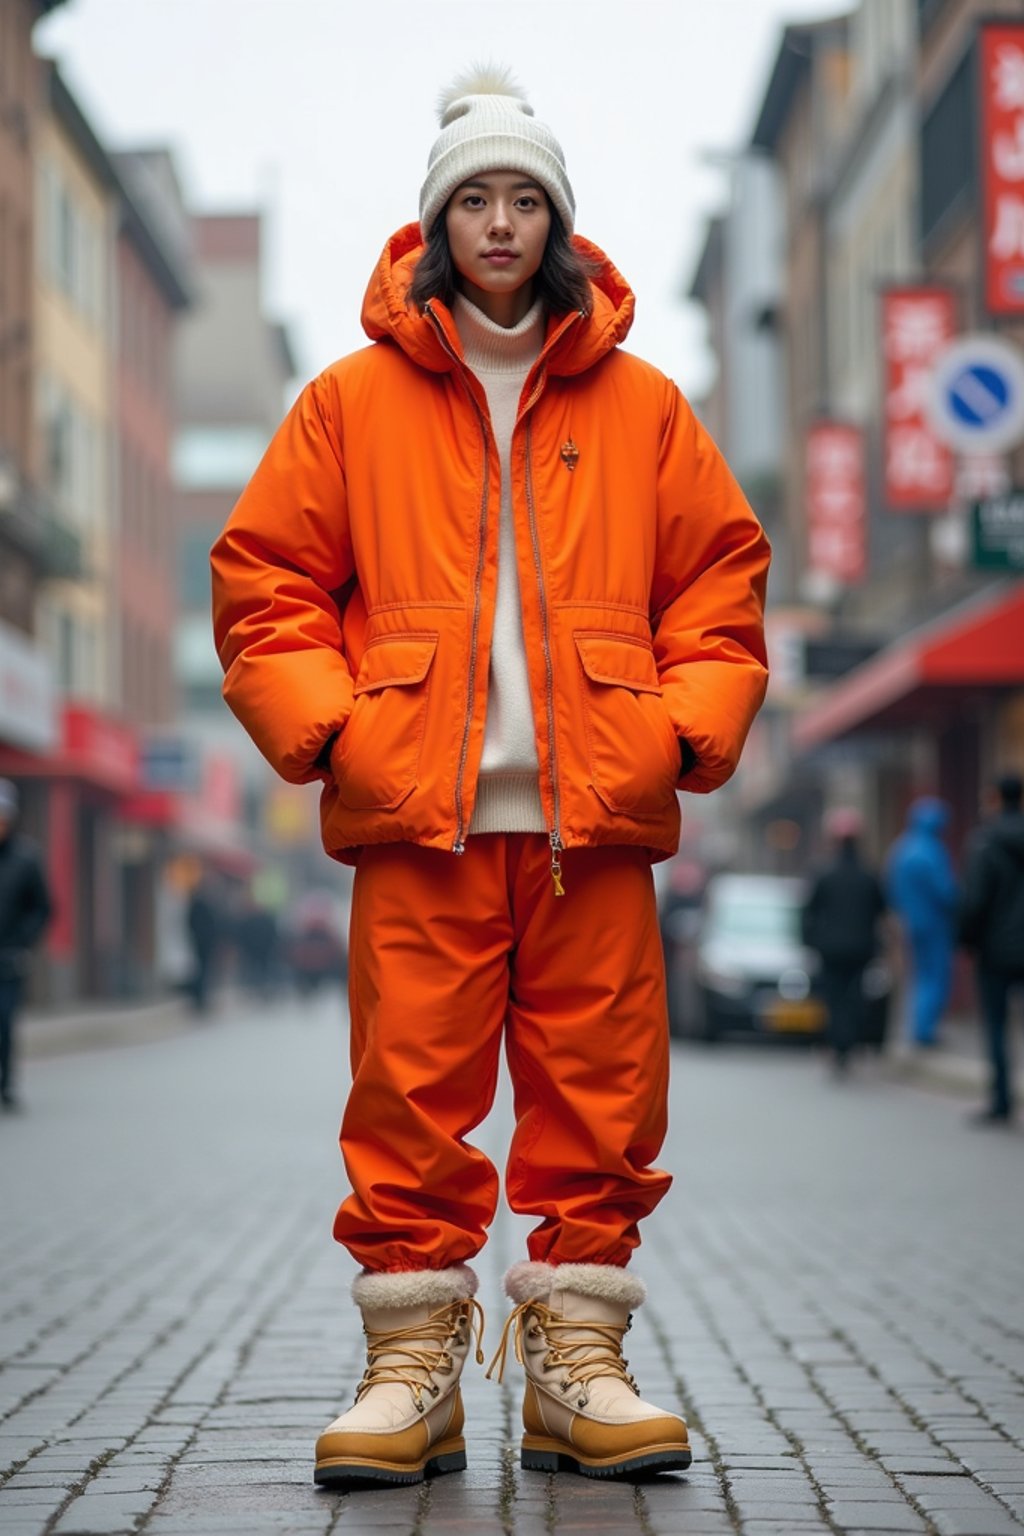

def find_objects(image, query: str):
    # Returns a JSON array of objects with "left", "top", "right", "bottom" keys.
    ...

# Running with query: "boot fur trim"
[
  {"left": 503, "top": 1261, "right": 557, "bottom": 1303},
  {"left": 351, "top": 1263, "right": 478, "bottom": 1310},
  {"left": 552, "top": 1263, "right": 647, "bottom": 1309}
]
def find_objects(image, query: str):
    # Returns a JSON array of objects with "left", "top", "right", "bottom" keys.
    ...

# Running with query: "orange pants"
[{"left": 334, "top": 834, "right": 672, "bottom": 1273}]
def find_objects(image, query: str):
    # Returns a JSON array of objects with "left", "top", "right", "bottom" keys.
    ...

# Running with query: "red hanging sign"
[
  {"left": 805, "top": 422, "right": 866, "bottom": 585},
  {"left": 881, "top": 286, "right": 956, "bottom": 511},
  {"left": 981, "top": 21, "right": 1024, "bottom": 316}
]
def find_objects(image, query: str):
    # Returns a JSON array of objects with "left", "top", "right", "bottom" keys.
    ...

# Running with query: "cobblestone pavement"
[{"left": 1, "top": 990, "right": 1022, "bottom": 1536}]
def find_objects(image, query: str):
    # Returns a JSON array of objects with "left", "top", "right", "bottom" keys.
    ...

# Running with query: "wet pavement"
[{"left": 1, "top": 989, "right": 1022, "bottom": 1535}]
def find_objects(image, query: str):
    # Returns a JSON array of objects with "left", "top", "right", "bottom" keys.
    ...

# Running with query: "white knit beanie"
[{"left": 419, "top": 66, "right": 575, "bottom": 239}]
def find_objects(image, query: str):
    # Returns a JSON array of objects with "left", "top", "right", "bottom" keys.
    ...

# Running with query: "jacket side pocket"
[
  {"left": 336, "top": 633, "right": 438, "bottom": 811},
  {"left": 575, "top": 631, "right": 679, "bottom": 818}
]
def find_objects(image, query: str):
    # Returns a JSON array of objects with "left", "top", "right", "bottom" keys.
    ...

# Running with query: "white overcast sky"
[{"left": 37, "top": 0, "right": 845, "bottom": 398}]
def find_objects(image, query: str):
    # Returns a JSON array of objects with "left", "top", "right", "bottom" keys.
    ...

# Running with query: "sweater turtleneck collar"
[{"left": 453, "top": 293, "right": 545, "bottom": 376}]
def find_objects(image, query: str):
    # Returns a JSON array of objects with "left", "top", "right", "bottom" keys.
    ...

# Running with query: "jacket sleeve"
[
  {"left": 210, "top": 375, "right": 356, "bottom": 785},
  {"left": 12, "top": 850, "right": 52, "bottom": 950},
  {"left": 801, "top": 875, "right": 823, "bottom": 952},
  {"left": 650, "top": 385, "right": 770, "bottom": 793},
  {"left": 958, "top": 835, "right": 993, "bottom": 948}
]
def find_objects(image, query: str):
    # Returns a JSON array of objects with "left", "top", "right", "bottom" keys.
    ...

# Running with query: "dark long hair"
[{"left": 407, "top": 200, "right": 596, "bottom": 317}]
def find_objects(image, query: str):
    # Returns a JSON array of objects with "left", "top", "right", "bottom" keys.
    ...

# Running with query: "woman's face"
[{"left": 445, "top": 170, "right": 551, "bottom": 318}]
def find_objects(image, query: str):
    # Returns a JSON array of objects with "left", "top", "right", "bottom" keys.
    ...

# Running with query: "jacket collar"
[{"left": 360, "top": 223, "right": 635, "bottom": 378}]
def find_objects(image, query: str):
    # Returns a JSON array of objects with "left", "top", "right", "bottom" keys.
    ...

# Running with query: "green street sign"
[{"left": 971, "top": 493, "right": 1024, "bottom": 570}]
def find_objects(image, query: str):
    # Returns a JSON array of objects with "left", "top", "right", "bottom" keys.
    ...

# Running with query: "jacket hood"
[
  {"left": 360, "top": 222, "right": 635, "bottom": 377},
  {"left": 908, "top": 797, "right": 950, "bottom": 835}
]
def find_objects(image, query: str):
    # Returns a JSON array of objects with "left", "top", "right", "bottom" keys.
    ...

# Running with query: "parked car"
[{"left": 679, "top": 873, "right": 891, "bottom": 1046}]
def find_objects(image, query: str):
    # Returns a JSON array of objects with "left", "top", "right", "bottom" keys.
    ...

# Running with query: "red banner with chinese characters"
[
  {"left": 982, "top": 21, "right": 1024, "bottom": 315},
  {"left": 882, "top": 286, "right": 956, "bottom": 511},
  {"left": 805, "top": 422, "right": 866, "bottom": 585}
]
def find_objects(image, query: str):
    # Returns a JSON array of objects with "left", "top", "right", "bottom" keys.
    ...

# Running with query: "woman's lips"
[{"left": 482, "top": 252, "right": 518, "bottom": 266}]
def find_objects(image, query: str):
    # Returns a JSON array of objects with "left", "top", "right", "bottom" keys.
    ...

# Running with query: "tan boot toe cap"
[
  {"left": 315, "top": 1420, "right": 429, "bottom": 1471},
  {"left": 572, "top": 1412, "right": 690, "bottom": 1461}
]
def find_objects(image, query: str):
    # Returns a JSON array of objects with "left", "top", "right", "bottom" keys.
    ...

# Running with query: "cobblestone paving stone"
[{"left": 0, "top": 991, "right": 1021, "bottom": 1534}]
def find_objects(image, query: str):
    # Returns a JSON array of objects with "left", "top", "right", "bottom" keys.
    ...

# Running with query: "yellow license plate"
[{"left": 767, "top": 999, "right": 826, "bottom": 1032}]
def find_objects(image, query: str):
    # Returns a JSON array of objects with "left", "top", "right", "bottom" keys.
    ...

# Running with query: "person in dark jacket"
[
  {"left": 959, "top": 772, "right": 1024, "bottom": 1124},
  {"left": 186, "top": 874, "right": 223, "bottom": 1015},
  {"left": 0, "top": 779, "right": 52, "bottom": 1109},
  {"left": 235, "top": 897, "right": 279, "bottom": 1001},
  {"left": 802, "top": 809, "right": 886, "bottom": 1073},
  {"left": 885, "top": 798, "right": 959, "bottom": 1047}
]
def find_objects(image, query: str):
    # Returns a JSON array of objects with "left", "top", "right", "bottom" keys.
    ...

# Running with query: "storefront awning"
[
  {"left": 0, "top": 701, "right": 139, "bottom": 795},
  {"left": 793, "top": 582, "right": 1024, "bottom": 752}
]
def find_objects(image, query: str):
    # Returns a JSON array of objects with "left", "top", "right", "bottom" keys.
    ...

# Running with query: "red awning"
[
  {"left": 793, "top": 582, "right": 1024, "bottom": 751},
  {"left": 0, "top": 701, "right": 140, "bottom": 796}
]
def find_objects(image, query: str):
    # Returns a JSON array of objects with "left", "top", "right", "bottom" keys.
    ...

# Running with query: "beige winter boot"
[
  {"left": 488, "top": 1261, "right": 691, "bottom": 1479},
  {"left": 314, "top": 1265, "right": 484, "bottom": 1488}
]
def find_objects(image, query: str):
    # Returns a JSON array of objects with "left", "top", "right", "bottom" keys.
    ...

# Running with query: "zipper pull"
[
  {"left": 453, "top": 840, "right": 466, "bottom": 856},
  {"left": 549, "top": 832, "right": 565, "bottom": 897}
]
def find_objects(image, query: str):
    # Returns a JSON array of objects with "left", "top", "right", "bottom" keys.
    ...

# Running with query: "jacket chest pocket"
[
  {"left": 335, "top": 634, "right": 438, "bottom": 811},
  {"left": 575, "top": 632, "right": 679, "bottom": 818}
]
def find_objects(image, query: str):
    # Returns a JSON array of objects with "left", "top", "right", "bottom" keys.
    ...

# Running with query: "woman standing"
[{"left": 212, "top": 68, "right": 770, "bottom": 1487}]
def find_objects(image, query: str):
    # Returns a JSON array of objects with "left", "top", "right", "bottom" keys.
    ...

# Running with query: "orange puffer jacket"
[{"left": 211, "top": 225, "right": 770, "bottom": 874}]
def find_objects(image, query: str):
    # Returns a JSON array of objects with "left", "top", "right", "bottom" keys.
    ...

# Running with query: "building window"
[
  {"left": 917, "top": 0, "right": 955, "bottom": 39},
  {"left": 39, "top": 372, "right": 104, "bottom": 527},
  {"left": 180, "top": 527, "right": 214, "bottom": 610},
  {"left": 46, "top": 394, "right": 72, "bottom": 501},
  {"left": 57, "top": 611, "right": 74, "bottom": 691},
  {"left": 920, "top": 44, "right": 976, "bottom": 247},
  {"left": 172, "top": 424, "right": 267, "bottom": 489},
  {"left": 55, "top": 183, "right": 75, "bottom": 298},
  {"left": 77, "top": 214, "right": 98, "bottom": 327},
  {"left": 40, "top": 158, "right": 104, "bottom": 329}
]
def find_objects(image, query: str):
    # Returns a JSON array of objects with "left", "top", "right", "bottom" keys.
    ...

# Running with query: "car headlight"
[{"left": 778, "top": 968, "right": 811, "bottom": 1001}]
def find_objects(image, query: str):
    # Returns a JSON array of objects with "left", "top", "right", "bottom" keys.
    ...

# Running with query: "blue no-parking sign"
[{"left": 926, "top": 335, "right": 1024, "bottom": 454}]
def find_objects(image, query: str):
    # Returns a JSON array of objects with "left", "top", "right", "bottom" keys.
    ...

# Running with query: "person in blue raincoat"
[{"left": 885, "top": 798, "right": 959, "bottom": 1046}]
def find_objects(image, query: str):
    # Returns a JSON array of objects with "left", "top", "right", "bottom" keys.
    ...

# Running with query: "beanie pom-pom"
[{"left": 437, "top": 64, "right": 532, "bottom": 127}]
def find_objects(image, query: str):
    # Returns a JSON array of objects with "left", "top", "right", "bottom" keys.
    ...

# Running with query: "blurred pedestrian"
[
  {"left": 235, "top": 897, "right": 279, "bottom": 1001},
  {"left": 802, "top": 809, "right": 886, "bottom": 1074},
  {"left": 959, "top": 772, "right": 1024, "bottom": 1126},
  {"left": 284, "top": 890, "right": 346, "bottom": 997},
  {"left": 185, "top": 873, "right": 222, "bottom": 1015},
  {"left": 885, "top": 798, "right": 958, "bottom": 1048},
  {"left": 0, "top": 779, "right": 52, "bottom": 1111},
  {"left": 211, "top": 66, "right": 769, "bottom": 1485}
]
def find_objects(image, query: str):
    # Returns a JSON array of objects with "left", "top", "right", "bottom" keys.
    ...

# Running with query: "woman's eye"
[
  {"left": 464, "top": 196, "right": 485, "bottom": 208},
  {"left": 516, "top": 197, "right": 537, "bottom": 209}
]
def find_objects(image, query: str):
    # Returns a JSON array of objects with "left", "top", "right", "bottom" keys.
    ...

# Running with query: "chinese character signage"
[
  {"left": 805, "top": 422, "right": 866, "bottom": 585},
  {"left": 981, "top": 22, "right": 1024, "bottom": 315},
  {"left": 882, "top": 286, "right": 956, "bottom": 511}
]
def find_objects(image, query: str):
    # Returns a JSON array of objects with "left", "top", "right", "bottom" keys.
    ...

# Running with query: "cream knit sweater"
[{"left": 454, "top": 293, "right": 548, "bottom": 836}]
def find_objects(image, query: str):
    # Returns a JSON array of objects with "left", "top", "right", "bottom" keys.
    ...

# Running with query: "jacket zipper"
[
  {"left": 425, "top": 302, "right": 491, "bottom": 854},
  {"left": 519, "top": 310, "right": 582, "bottom": 895},
  {"left": 428, "top": 302, "right": 581, "bottom": 884},
  {"left": 524, "top": 414, "right": 565, "bottom": 895}
]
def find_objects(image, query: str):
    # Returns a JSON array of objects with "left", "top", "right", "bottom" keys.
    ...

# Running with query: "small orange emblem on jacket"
[{"left": 560, "top": 439, "right": 580, "bottom": 472}]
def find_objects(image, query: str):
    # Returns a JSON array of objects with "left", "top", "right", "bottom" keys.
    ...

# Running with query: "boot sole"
[
  {"left": 314, "top": 1440, "right": 466, "bottom": 1488},
  {"left": 521, "top": 1435, "right": 691, "bottom": 1479}
]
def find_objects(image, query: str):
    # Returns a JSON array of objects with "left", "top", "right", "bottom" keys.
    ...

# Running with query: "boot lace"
[
  {"left": 356, "top": 1298, "right": 485, "bottom": 1413},
  {"left": 486, "top": 1299, "right": 639, "bottom": 1406}
]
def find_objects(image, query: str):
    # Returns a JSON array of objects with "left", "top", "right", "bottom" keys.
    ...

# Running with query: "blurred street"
[
  {"left": 0, "top": 999, "right": 1022, "bottom": 1536},
  {"left": 1, "top": 1, "right": 1023, "bottom": 1528}
]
